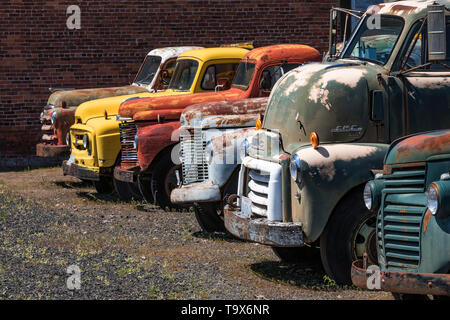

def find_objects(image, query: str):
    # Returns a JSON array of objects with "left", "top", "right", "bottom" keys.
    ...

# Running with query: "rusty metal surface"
[
  {"left": 224, "top": 204, "right": 304, "bottom": 247},
  {"left": 119, "top": 88, "right": 243, "bottom": 119},
  {"left": 137, "top": 121, "right": 181, "bottom": 172},
  {"left": 386, "top": 130, "right": 450, "bottom": 164},
  {"left": 351, "top": 259, "right": 450, "bottom": 296},
  {"left": 114, "top": 166, "right": 139, "bottom": 183},
  {"left": 36, "top": 143, "right": 70, "bottom": 158},
  {"left": 170, "top": 181, "right": 221, "bottom": 204},
  {"left": 182, "top": 97, "right": 268, "bottom": 127},
  {"left": 62, "top": 161, "right": 100, "bottom": 181}
]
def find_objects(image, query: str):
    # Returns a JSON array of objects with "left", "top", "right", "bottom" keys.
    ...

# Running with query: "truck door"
[{"left": 390, "top": 19, "right": 450, "bottom": 139}]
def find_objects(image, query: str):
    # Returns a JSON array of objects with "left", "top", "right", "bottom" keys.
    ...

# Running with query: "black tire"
[
  {"left": 320, "top": 185, "right": 377, "bottom": 285},
  {"left": 194, "top": 202, "right": 226, "bottom": 232},
  {"left": 150, "top": 152, "right": 183, "bottom": 211},
  {"left": 113, "top": 177, "right": 142, "bottom": 202},
  {"left": 93, "top": 177, "right": 114, "bottom": 194},
  {"left": 272, "top": 246, "right": 321, "bottom": 263},
  {"left": 137, "top": 174, "right": 154, "bottom": 203}
]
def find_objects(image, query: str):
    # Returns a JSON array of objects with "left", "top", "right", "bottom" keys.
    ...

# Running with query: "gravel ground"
[{"left": 0, "top": 167, "right": 392, "bottom": 300}]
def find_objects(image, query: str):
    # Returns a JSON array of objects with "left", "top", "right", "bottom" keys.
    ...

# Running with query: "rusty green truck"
[
  {"left": 224, "top": 1, "right": 450, "bottom": 284},
  {"left": 352, "top": 129, "right": 450, "bottom": 299}
]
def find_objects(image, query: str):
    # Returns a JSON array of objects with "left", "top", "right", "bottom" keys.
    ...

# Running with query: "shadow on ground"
[
  {"left": 192, "top": 230, "right": 242, "bottom": 243},
  {"left": 250, "top": 259, "right": 332, "bottom": 290},
  {"left": 54, "top": 180, "right": 92, "bottom": 189}
]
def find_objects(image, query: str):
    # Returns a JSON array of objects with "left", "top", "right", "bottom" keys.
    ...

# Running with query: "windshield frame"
[
  {"left": 133, "top": 55, "right": 163, "bottom": 86},
  {"left": 341, "top": 14, "right": 405, "bottom": 66},
  {"left": 168, "top": 58, "right": 200, "bottom": 92}
]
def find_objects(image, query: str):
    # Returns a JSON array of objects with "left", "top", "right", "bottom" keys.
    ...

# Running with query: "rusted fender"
[
  {"left": 386, "top": 130, "right": 450, "bottom": 165},
  {"left": 181, "top": 97, "right": 268, "bottom": 128},
  {"left": 119, "top": 88, "right": 244, "bottom": 119},
  {"left": 134, "top": 108, "right": 184, "bottom": 122},
  {"left": 289, "top": 143, "right": 389, "bottom": 242},
  {"left": 137, "top": 121, "right": 181, "bottom": 172},
  {"left": 47, "top": 86, "right": 148, "bottom": 108},
  {"left": 351, "top": 260, "right": 450, "bottom": 296}
]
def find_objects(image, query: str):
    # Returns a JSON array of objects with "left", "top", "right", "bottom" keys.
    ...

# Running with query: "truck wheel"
[
  {"left": 150, "top": 152, "right": 183, "bottom": 211},
  {"left": 113, "top": 178, "right": 142, "bottom": 202},
  {"left": 272, "top": 246, "right": 320, "bottom": 263},
  {"left": 194, "top": 203, "right": 226, "bottom": 232},
  {"left": 93, "top": 177, "right": 114, "bottom": 194},
  {"left": 137, "top": 174, "right": 153, "bottom": 203},
  {"left": 320, "top": 186, "right": 377, "bottom": 285}
]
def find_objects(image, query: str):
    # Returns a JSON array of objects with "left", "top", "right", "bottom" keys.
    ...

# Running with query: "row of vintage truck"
[{"left": 37, "top": 1, "right": 449, "bottom": 299}]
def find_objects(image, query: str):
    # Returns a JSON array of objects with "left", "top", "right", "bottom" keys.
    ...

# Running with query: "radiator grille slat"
[
  {"left": 180, "top": 130, "right": 209, "bottom": 185},
  {"left": 119, "top": 121, "right": 139, "bottom": 168},
  {"left": 378, "top": 164, "right": 426, "bottom": 270}
]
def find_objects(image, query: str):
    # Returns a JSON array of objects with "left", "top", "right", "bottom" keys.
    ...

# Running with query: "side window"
[
  {"left": 201, "top": 63, "right": 239, "bottom": 90},
  {"left": 260, "top": 64, "right": 300, "bottom": 91},
  {"left": 399, "top": 20, "right": 450, "bottom": 71}
]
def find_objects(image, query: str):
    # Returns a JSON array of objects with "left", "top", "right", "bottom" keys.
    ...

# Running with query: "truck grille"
[
  {"left": 378, "top": 164, "right": 427, "bottom": 270},
  {"left": 246, "top": 169, "right": 270, "bottom": 217},
  {"left": 119, "top": 120, "right": 139, "bottom": 168},
  {"left": 180, "top": 130, "right": 208, "bottom": 185}
]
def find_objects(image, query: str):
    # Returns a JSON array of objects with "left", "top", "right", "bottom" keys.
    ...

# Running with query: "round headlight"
[
  {"left": 82, "top": 134, "right": 89, "bottom": 149},
  {"left": 205, "top": 141, "right": 214, "bottom": 164},
  {"left": 239, "top": 138, "right": 249, "bottom": 162},
  {"left": 427, "top": 184, "right": 439, "bottom": 216},
  {"left": 51, "top": 111, "right": 57, "bottom": 124},
  {"left": 290, "top": 154, "right": 301, "bottom": 182},
  {"left": 133, "top": 134, "right": 138, "bottom": 150},
  {"left": 363, "top": 183, "right": 373, "bottom": 210},
  {"left": 65, "top": 132, "right": 71, "bottom": 146}
]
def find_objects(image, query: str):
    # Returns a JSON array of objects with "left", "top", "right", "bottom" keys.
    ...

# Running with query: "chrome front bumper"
[{"left": 170, "top": 181, "right": 222, "bottom": 204}]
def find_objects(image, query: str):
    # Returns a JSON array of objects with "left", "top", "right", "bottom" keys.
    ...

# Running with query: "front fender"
[
  {"left": 137, "top": 121, "right": 181, "bottom": 172},
  {"left": 291, "top": 143, "right": 389, "bottom": 242},
  {"left": 209, "top": 127, "right": 258, "bottom": 188}
]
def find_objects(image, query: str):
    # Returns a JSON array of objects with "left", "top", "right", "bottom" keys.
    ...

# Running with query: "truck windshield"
[
  {"left": 232, "top": 62, "right": 256, "bottom": 88},
  {"left": 168, "top": 59, "right": 199, "bottom": 91},
  {"left": 134, "top": 55, "right": 162, "bottom": 85},
  {"left": 343, "top": 15, "right": 404, "bottom": 65}
]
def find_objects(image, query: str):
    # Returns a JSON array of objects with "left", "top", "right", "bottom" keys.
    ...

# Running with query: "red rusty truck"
[{"left": 114, "top": 45, "right": 321, "bottom": 206}]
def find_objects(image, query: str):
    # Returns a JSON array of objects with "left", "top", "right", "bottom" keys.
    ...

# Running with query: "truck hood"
[
  {"left": 386, "top": 130, "right": 450, "bottom": 164},
  {"left": 181, "top": 97, "right": 268, "bottom": 129},
  {"left": 119, "top": 88, "right": 245, "bottom": 120},
  {"left": 262, "top": 60, "right": 379, "bottom": 152},
  {"left": 47, "top": 85, "right": 148, "bottom": 108},
  {"left": 74, "top": 91, "right": 154, "bottom": 124}
]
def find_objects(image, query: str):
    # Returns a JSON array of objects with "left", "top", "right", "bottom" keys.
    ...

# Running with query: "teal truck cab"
[
  {"left": 224, "top": 1, "right": 450, "bottom": 284},
  {"left": 352, "top": 130, "right": 450, "bottom": 299}
]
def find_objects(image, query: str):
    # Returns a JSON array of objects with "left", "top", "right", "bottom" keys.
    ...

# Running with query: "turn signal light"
[
  {"left": 310, "top": 132, "right": 320, "bottom": 149},
  {"left": 255, "top": 114, "right": 262, "bottom": 130}
]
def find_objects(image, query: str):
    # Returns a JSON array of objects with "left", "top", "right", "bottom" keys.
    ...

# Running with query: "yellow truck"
[{"left": 63, "top": 46, "right": 250, "bottom": 193}]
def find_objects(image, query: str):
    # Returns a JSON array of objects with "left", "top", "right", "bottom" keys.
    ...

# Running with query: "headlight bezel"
[
  {"left": 239, "top": 138, "right": 249, "bottom": 162},
  {"left": 205, "top": 141, "right": 214, "bottom": 164},
  {"left": 290, "top": 154, "right": 301, "bottom": 182},
  {"left": 50, "top": 111, "right": 57, "bottom": 124},
  {"left": 426, "top": 183, "right": 439, "bottom": 216},
  {"left": 82, "top": 134, "right": 89, "bottom": 149},
  {"left": 363, "top": 179, "right": 384, "bottom": 212},
  {"left": 65, "top": 132, "right": 71, "bottom": 146},
  {"left": 133, "top": 134, "right": 138, "bottom": 151}
]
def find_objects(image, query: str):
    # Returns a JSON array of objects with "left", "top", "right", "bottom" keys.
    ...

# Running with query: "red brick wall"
[{"left": 0, "top": 0, "right": 339, "bottom": 166}]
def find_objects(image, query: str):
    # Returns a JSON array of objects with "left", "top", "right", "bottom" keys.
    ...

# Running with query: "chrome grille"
[
  {"left": 246, "top": 169, "right": 269, "bottom": 217},
  {"left": 378, "top": 165, "right": 426, "bottom": 270},
  {"left": 180, "top": 130, "right": 208, "bottom": 185},
  {"left": 119, "top": 120, "right": 139, "bottom": 168}
]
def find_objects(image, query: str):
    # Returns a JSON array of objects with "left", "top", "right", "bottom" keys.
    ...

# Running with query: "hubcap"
[{"left": 352, "top": 215, "right": 377, "bottom": 265}]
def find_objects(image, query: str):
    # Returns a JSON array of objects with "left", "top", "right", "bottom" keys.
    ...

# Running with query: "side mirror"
[
  {"left": 427, "top": 4, "right": 447, "bottom": 61},
  {"left": 371, "top": 90, "right": 384, "bottom": 122}
]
